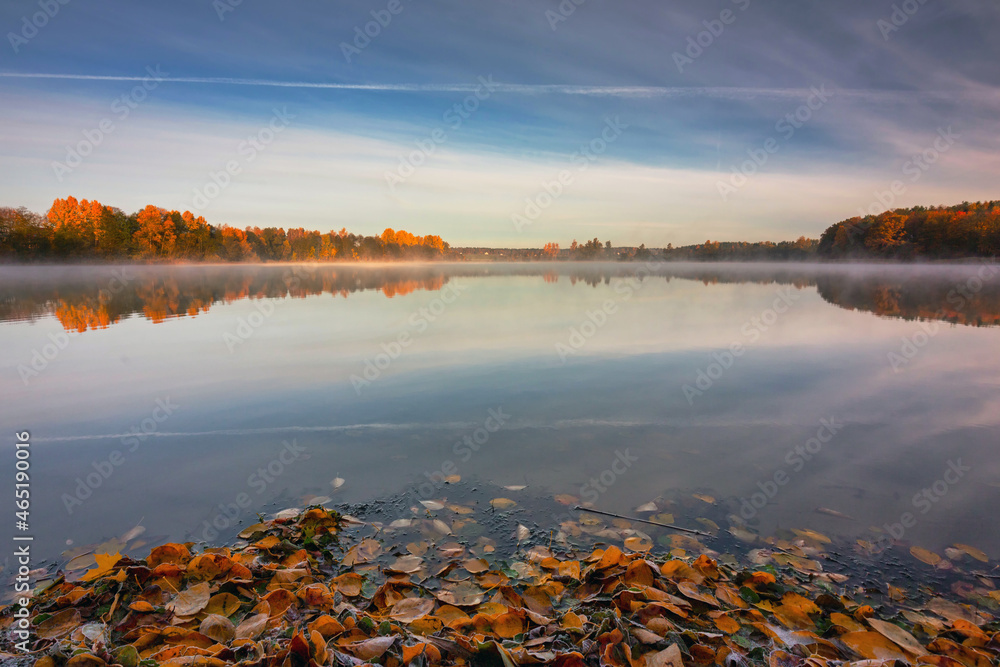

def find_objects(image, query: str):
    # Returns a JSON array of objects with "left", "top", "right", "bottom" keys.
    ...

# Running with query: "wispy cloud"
[{"left": 2, "top": 72, "right": 997, "bottom": 103}]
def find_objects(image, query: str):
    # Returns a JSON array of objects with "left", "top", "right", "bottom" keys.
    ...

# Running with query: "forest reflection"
[{"left": 1, "top": 262, "right": 997, "bottom": 332}]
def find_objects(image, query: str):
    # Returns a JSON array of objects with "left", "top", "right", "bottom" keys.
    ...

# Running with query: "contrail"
[{"left": 0, "top": 72, "right": 989, "bottom": 102}]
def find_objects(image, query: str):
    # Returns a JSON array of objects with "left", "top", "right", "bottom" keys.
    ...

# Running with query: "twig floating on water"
[{"left": 572, "top": 506, "right": 713, "bottom": 537}]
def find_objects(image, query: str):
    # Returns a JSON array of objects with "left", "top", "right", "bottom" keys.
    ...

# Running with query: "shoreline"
[{"left": 3, "top": 498, "right": 998, "bottom": 666}]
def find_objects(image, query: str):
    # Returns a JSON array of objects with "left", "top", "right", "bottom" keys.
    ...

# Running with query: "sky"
[{"left": 1, "top": 0, "right": 998, "bottom": 247}]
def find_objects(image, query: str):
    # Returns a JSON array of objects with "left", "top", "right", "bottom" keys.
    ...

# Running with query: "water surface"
[{"left": 2, "top": 262, "right": 999, "bottom": 573}]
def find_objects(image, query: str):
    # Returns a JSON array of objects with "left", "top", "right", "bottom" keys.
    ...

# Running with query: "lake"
[{"left": 2, "top": 261, "right": 1000, "bottom": 576}]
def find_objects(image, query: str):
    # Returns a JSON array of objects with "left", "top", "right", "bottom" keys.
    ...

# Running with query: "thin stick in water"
[{"left": 573, "top": 506, "right": 713, "bottom": 537}]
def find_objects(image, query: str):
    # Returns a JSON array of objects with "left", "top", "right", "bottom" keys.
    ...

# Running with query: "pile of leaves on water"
[{"left": 3, "top": 506, "right": 1000, "bottom": 667}]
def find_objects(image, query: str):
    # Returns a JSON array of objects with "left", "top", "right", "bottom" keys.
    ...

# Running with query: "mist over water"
[{"left": 2, "top": 261, "right": 999, "bottom": 568}]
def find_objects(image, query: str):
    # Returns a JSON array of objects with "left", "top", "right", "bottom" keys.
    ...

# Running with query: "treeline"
[
  {"left": 818, "top": 201, "right": 1000, "bottom": 259},
  {"left": 0, "top": 197, "right": 449, "bottom": 262},
  {"left": 661, "top": 237, "right": 818, "bottom": 261}
]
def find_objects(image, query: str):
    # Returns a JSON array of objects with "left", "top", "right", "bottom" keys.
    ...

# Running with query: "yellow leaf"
[
  {"left": 910, "top": 546, "right": 942, "bottom": 566},
  {"left": 205, "top": 592, "right": 241, "bottom": 617},
  {"left": 81, "top": 552, "right": 122, "bottom": 582},
  {"left": 490, "top": 498, "right": 517, "bottom": 510},
  {"left": 953, "top": 543, "right": 988, "bottom": 563}
]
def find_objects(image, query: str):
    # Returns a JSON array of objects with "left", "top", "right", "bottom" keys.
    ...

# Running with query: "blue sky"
[{"left": 1, "top": 0, "right": 998, "bottom": 246}]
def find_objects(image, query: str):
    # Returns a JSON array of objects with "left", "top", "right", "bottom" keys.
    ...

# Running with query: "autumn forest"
[{"left": 0, "top": 197, "right": 449, "bottom": 262}]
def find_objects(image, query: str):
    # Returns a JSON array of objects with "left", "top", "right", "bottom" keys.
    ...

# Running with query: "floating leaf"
[
  {"left": 419, "top": 500, "right": 445, "bottom": 510},
  {"left": 435, "top": 582, "right": 484, "bottom": 607},
  {"left": 953, "top": 543, "right": 988, "bottom": 562},
  {"left": 635, "top": 501, "right": 658, "bottom": 512},
  {"left": 81, "top": 552, "right": 122, "bottom": 582},
  {"left": 910, "top": 546, "right": 942, "bottom": 566},
  {"left": 490, "top": 497, "right": 516, "bottom": 510},
  {"left": 462, "top": 558, "right": 489, "bottom": 573},
  {"left": 387, "top": 555, "right": 423, "bottom": 574}
]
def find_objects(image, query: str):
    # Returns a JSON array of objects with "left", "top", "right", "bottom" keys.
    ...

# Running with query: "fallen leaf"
[
  {"left": 644, "top": 643, "right": 684, "bottom": 667},
  {"left": 867, "top": 618, "right": 925, "bottom": 656},
  {"left": 840, "top": 631, "right": 908, "bottom": 661},
  {"left": 36, "top": 608, "right": 82, "bottom": 638},
  {"left": 234, "top": 613, "right": 268, "bottom": 639},
  {"left": 346, "top": 636, "right": 395, "bottom": 660},
  {"left": 199, "top": 614, "right": 235, "bottom": 643},
  {"left": 675, "top": 581, "right": 718, "bottom": 607},
  {"left": 434, "top": 582, "right": 484, "bottom": 606},
  {"left": 167, "top": 582, "right": 211, "bottom": 617},
  {"left": 490, "top": 497, "right": 517, "bottom": 510},
  {"left": 390, "top": 597, "right": 436, "bottom": 623},
  {"left": 205, "top": 592, "right": 241, "bottom": 617}
]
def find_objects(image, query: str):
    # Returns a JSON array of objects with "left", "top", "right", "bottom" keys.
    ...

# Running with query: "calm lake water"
[{"left": 2, "top": 262, "right": 1000, "bottom": 574}]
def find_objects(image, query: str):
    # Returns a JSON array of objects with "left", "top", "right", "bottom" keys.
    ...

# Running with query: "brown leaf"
[
  {"left": 234, "top": 612, "right": 268, "bottom": 639},
  {"left": 643, "top": 643, "right": 684, "bottom": 667},
  {"left": 493, "top": 612, "right": 524, "bottom": 639},
  {"left": 333, "top": 572, "right": 364, "bottom": 597},
  {"left": 36, "top": 608, "right": 82, "bottom": 638},
  {"left": 389, "top": 597, "right": 436, "bottom": 623},
  {"left": 148, "top": 543, "right": 191, "bottom": 567},
  {"left": 346, "top": 636, "right": 396, "bottom": 660},
  {"left": 167, "top": 582, "right": 211, "bottom": 616},
  {"left": 66, "top": 654, "right": 106, "bottom": 667},
  {"left": 387, "top": 555, "right": 423, "bottom": 573},
  {"left": 867, "top": 618, "right": 925, "bottom": 656},
  {"left": 434, "top": 581, "right": 484, "bottom": 607},
  {"left": 204, "top": 592, "right": 241, "bottom": 617},
  {"left": 675, "top": 581, "right": 718, "bottom": 607},
  {"left": 199, "top": 614, "right": 235, "bottom": 643}
]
